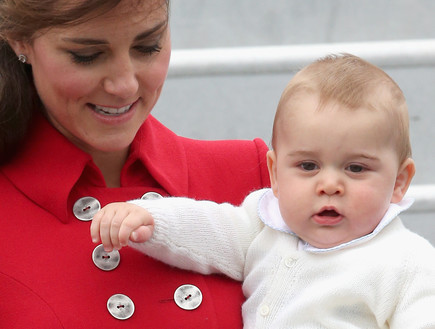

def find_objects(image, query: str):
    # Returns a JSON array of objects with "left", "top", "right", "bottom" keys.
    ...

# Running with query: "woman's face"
[{"left": 17, "top": 0, "right": 170, "bottom": 155}]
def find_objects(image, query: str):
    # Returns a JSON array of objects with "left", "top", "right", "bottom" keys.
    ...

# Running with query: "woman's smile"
[{"left": 89, "top": 99, "right": 139, "bottom": 116}]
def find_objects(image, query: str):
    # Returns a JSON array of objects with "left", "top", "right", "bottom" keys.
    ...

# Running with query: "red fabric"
[{"left": 0, "top": 114, "right": 270, "bottom": 328}]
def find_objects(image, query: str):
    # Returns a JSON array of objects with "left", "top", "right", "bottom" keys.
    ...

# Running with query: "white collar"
[{"left": 257, "top": 189, "right": 414, "bottom": 253}]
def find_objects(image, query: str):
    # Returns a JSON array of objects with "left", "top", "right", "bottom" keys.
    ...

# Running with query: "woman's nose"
[{"left": 103, "top": 57, "right": 139, "bottom": 99}]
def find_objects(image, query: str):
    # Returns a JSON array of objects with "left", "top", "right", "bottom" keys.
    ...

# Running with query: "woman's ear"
[
  {"left": 267, "top": 150, "right": 279, "bottom": 197},
  {"left": 7, "top": 38, "right": 31, "bottom": 62},
  {"left": 391, "top": 158, "right": 415, "bottom": 203}
]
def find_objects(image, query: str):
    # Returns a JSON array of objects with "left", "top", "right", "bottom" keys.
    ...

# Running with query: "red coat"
[{"left": 0, "top": 114, "right": 270, "bottom": 328}]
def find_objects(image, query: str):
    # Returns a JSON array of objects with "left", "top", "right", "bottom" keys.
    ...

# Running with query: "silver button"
[
  {"left": 174, "top": 284, "right": 202, "bottom": 310},
  {"left": 92, "top": 244, "right": 120, "bottom": 271},
  {"left": 73, "top": 196, "right": 101, "bottom": 221},
  {"left": 107, "top": 294, "right": 135, "bottom": 320},
  {"left": 141, "top": 192, "right": 163, "bottom": 200}
]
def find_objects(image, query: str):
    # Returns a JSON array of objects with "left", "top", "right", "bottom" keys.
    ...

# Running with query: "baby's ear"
[
  {"left": 391, "top": 158, "right": 415, "bottom": 203},
  {"left": 267, "top": 150, "right": 279, "bottom": 197}
]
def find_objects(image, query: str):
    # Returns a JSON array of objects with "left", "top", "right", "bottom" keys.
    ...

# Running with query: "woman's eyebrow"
[
  {"left": 62, "top": 21, "right": 168, "bottom": 46},
  {"left": 134, "top": 21, "right": 168, "bottom": 42},
  {"left": 61, "top": 38, "right": 105, "bottom": 45}
]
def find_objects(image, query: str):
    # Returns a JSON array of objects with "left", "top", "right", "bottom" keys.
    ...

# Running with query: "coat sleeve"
[
  {"left": 179, "top": 136, "right": 270, "bottom": 205},
  {"left": 129, "top": 190, "right": 267, "bottom": 281}
]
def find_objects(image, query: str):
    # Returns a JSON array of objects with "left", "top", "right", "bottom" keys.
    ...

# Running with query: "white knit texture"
[
  {"left": 129, "top": 191, "right": 264, "bottom": 280},
  {"left": 129, "top": 189, "right": 435, "bottom": 328}
]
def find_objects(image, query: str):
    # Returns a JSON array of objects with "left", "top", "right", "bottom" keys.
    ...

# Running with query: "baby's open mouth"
[
  {"left": 318, "top": 209, "right": 340, "bottom": 217},
  {"left": 313, "top": 206, "right": 343, "bottom": 225}
]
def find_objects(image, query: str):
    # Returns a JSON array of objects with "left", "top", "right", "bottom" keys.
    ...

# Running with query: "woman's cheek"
[
  {"left": 54, "top": 70, "right": 98, "bottom": 100},
  {"left": 142, "top": 63, "right": 169, "bottom": 92}
]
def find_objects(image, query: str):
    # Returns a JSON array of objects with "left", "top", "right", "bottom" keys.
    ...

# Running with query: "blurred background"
[{"left": 153, "top": 0, "right": 435, "bottom": 242}]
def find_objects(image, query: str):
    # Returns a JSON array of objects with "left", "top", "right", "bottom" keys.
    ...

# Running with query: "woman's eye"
[
  {"left": 300, "top": 162, "right": 318, "bottom": 171},
  {"left": 347, "top": 164, "right": 364, "bottom": 173},
  {"left": 69, "top": 51, "right": 101, "bottom": 65},
  {"left": 134, "top": 45, "right": 162, "bottom": 56}
]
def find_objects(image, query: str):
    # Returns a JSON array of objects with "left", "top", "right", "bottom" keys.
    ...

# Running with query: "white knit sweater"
[{"left": 130, "top": 189, "right": 435, "bottom": 329}]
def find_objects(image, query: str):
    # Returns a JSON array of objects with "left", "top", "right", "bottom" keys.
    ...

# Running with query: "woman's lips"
[{"left": 90, "top": 100, "right": 137, "bottom": 116}]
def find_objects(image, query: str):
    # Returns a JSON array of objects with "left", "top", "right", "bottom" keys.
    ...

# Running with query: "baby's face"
[{"left": 267, "top": 95, "right": 402, "bottom": 249}]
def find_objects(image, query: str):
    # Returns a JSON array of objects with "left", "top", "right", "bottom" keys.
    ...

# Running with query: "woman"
[{"left": 0, "top": 0, "right": 269, "bottom": 327}]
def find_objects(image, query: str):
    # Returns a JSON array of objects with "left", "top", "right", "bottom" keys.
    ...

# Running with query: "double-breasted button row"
[
  {"left": 73, "top": 192, "right": 163, "bottom": 222},
  {"left": 93, "top": 244, "right": 133, "bottom": 320},
  {"left": 73, "top": 196, "right": 133, "bottom": 319},
  {"left": 106, "top": 285, "right": 203, "bottom": 321},
  {"left": 73, "top": 193, "right": 203, "bottom": 319}
]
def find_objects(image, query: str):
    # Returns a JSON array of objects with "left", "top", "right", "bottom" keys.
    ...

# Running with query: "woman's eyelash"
[
  {"left": 68, "top": 51, "right": 101, "bottom": 65},
  {"left": 134, "top": 45, "right": 162, "bottom": 55},
  {"left": 68, "top": 44, "right": 162, "bottom": 65}
]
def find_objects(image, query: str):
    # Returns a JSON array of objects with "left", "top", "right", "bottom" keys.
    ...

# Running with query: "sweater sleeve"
[
  {"left": 389, "top": 236, "right": 435, "bottom": 328},
  {"left": 128, "top": 189, "right": 267, "bottom": 281}
]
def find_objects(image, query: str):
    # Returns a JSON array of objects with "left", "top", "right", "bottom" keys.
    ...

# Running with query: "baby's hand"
[{"left": 90, "top": 202, "right": 154, "bottom": 252}]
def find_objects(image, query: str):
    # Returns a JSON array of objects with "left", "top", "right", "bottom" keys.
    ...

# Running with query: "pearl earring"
[{"left": 18, "top": 54, "right": 27, "bottom": 63}]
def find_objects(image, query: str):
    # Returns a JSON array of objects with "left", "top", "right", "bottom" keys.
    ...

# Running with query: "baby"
[{"left": 91, "top": 54, "right": 435, "bottom": 328}]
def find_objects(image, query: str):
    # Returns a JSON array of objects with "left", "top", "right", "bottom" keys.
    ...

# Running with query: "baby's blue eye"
[
  {"left": 347, "top": 164, "right": 364, "bottom": 173},
  {"left": 300, "top": 162, "right": 318, "bottom": 171}
]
